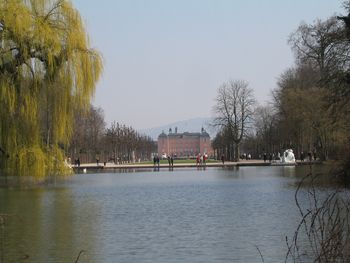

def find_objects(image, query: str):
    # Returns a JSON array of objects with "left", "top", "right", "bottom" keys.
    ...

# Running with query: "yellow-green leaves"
[{"left": 0, "top": 0, "right": 102, "bottom": 177}]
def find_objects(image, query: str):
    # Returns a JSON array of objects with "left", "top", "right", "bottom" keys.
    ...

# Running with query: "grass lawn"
[{"left": 138, "top": 159, "right": 219, "bottom": 165}]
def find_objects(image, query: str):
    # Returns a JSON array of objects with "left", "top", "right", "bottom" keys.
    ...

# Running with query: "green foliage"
[{"left": 0, "top": 0, "right": 102, "bottom": 177}]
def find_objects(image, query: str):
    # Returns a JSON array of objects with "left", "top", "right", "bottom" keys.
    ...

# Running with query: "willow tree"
[{"left": 0, "top": 0, "right": 102, "bottom": 177}]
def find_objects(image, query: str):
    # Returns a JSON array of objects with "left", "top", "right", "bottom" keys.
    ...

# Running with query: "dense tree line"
[
  {"left": 255, "top": 4, "right": 349, "bottom": 162},
  {"left": 68, "top": 106, "right": 156, "bottom": 164},
  {"left": 214, "top": 2, "right": 350, "bottom": 168},
  {"left": 272, "top": 13, "right": 349, "bottom": 161},
  {"left": 103, "top": 121, "right": 156, "bottom": 164}
]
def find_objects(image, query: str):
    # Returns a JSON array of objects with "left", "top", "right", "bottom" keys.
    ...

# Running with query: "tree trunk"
[{"left": 234, "top": 144, "right": 240, "bottom": 162}]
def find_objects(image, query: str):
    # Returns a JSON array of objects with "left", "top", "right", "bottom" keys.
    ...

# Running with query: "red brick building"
[{"left": 157, "top": 127, "right": 213, "bottom": 158}]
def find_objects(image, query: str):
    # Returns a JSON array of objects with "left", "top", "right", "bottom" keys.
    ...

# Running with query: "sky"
[{"left": 72, "top": 0, "right": 344, "bottom": 130}]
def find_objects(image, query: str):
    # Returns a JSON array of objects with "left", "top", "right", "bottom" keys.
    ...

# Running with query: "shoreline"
[{"left": 72, "top": 160, "right": 322, "bottom": 171}]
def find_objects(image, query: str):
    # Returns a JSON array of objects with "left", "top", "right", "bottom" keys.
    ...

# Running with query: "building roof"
[
  {"left": 200, "top": 130, "right": 210, "bottom": 137},
  {"left": 158, "top": 129, "right": 210, "bottom": 139},
  {"left": 158, "top": 131, "right": 167, "bottom": 138}
]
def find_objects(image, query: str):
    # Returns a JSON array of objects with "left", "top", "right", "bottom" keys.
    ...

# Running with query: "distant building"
[{"left": 157, "top": 127, "right": 213, "bottom": 158}]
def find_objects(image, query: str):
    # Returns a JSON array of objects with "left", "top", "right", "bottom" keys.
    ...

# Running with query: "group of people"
[
  {"left": 300, "top": 150, "right": 317, "bottom": 162},
  {"left": 196, "top": 153, "right": 208, "bottom": 166},
  {"left": 167, "top": 155, "right": 174, "bottom": 167},
  {"left": 153, "top": 155, "right": 160, "bottom": 167},
  {"left": 241, "top": 153, "right": 252, "bottom": 160},
  {"left": 263, "top": 152, "right": 275, "bottom": 163},
  {"left": 153, "top": 154, "right": 174, "bottom": 168},
  {"left": 261, "top": 149, "right": 318, "bottom": 163}
]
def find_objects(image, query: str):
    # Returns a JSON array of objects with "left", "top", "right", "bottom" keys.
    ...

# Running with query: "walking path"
[{"left": 72, "top": 159, "right": 321, "bottom": 171}]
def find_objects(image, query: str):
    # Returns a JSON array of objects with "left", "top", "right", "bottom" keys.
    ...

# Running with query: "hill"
[{"left": 139, "top": 117, "right": 217, "bottom": 140}]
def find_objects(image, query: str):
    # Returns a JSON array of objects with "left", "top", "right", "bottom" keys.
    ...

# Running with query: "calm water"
[{"left": 0, "top": 166, "right": 329, "bottom": 262}]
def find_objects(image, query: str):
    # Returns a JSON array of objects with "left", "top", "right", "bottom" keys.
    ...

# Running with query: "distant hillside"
[{"left": 139, "top": 117, "right": 217, "bottom": 140}]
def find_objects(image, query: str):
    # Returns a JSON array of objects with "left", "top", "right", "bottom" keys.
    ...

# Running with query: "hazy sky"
[{"left": 72, "top": 0, "right": 343, "bottom": 129}]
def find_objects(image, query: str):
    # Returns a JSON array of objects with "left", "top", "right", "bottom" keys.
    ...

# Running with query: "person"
[
  {"left": 263, "top": 153, "right": 267, "bottom": 163},
  {"left": 96, "top": 156, "right": 99, "bottom": 166},
  {"left": 308, "top": 151, "right": 312, "bottom": 162},
  {"left": 221, "top": 154, "right": 225, "bottom": 164},
  {"left": 156, "top": 155, "right": 160, "bottom": 167},
  {"left": 153, "top": 155, "right": 157, "bottom": 167},
  {"left": 167, "top": 155, "right": 171, "bottom": 167},
  {"left": 313, "top": 149, "right": 317, "bottom": 161},
  {"left": 269, "top": 153, "right": 273, "bottom": 163},
  {"left": 170, "top": 155, "right": 174, "bottom": 167},
  {"left": 300, "top": 151, "right": 305, "bottom": 162},
  {"left": 196, "top": 154, "right": 200, "bottom": 166},
  {"left": 77, "top": 158, "right": 80, "bottom": 167},
  {"left": 203, "top": 153, "right": 207, "bottom": 166}
]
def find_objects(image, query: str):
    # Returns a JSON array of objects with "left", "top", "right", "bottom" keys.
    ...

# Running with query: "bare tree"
[
  {"left": 104, "top": 121, "right": 121, "bottom": 163},
  {"left": 254, "top": 105, "right": 279, "bottom": 155},
  {"left": 213, "top": 80, "right": 256, "bottom": 161},
  {"left": 285, "top": 172, "right": 350, "bottom": 262},
  {"left": 288, "top": 17, "right": 347, "bottom": 81},
  {"left": 69, "top": 105, "right": 106, "bottom": 163},
  {"left": 103, "top": 122, "right": 156, "bottom": 164}
]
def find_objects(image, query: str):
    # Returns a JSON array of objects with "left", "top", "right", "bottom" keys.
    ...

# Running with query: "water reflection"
[
  {"left": 0, "top": 187, "right": 99, "bottom": 262},
  {"left": 0, "top": 166, "right": 340, "bottom": 263}
]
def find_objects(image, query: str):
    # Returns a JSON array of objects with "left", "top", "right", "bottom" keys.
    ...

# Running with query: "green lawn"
[{"left": 138, "top": 159, "right": 219, "bottom": 165}]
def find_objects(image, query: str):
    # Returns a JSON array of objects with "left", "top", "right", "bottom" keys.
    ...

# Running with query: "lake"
[{"left": 0, "top": 166, "right": 331, "bottom": 262}]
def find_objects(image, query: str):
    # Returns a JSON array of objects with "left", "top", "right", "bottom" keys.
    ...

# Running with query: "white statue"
[{"left": 282, "top": 149, "right": 296, "bottom": 163}]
